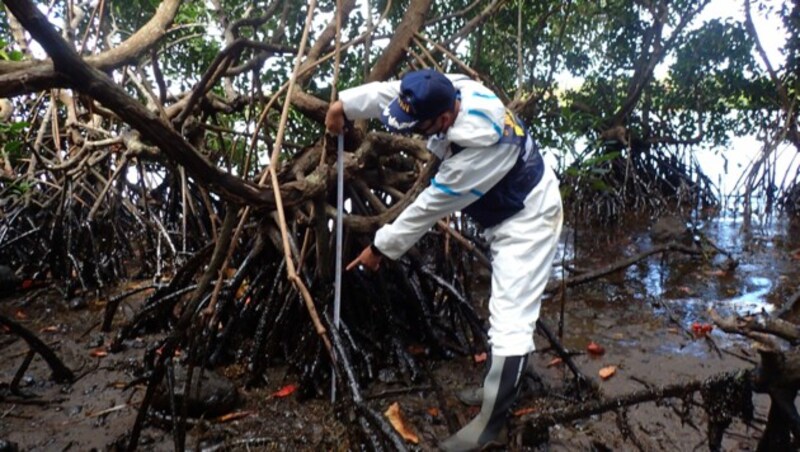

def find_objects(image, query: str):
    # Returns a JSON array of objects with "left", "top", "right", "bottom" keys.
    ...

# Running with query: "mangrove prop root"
[{"left": 0, "top": 314, "right": 74, "bottom": 383}]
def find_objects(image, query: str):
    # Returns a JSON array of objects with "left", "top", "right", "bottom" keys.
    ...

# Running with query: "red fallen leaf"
[
  {"left": 14, "top": 310, "right": 27, "bottom": 320},
  {"left": 546, "top": 357, "right": 563, "bottom": 367},
  {"left": 407, "top": 344, "right": 426, "bottom": 355},
  {"left": 216, "top": 411, "right": 253, "bottom": 423},
  {"left": 427, "top": 407, "right": 440, "bottom": 417},
  {"left": 21, "top": 279, "right": 34, "bottom": 289},
  {"left": 40, "top": 325, "right": 59, "bottom": 333},
  {"left": 599, "top": 366, "right": 617, "bottom": 380},
  {"left": 513, "top": 406, "right": 537, "bottom": 416},
  {"left": 90, "top": 348, "right": 108, "bottom": 357},
  {"left": 272, "top": 383, "right": 298, "bottom": 398},
  {"left": 384, "top": 402, "right": 419, "bottom": 444},
  {"left": 691, "top": 322, "right": 713, "bottom": 338},
  {"left": 473, "top": 352, "right": 488, "bottom": 363},
  {"left": 587, "top": 342, "right": 605, "bottom": 356}
]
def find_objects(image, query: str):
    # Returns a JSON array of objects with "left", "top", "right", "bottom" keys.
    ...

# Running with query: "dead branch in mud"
[
  {"left": 0, "top": 314, "right": 74, "bottom": 383},
  {"left": 516, "top": 370, "right": 753, "bottom": 447},
  {"left": 708, "top": 309, "right": 800, "bottom": 450},
  {"left": 545, "top": 240, "right": 705, "bottom": 294}
]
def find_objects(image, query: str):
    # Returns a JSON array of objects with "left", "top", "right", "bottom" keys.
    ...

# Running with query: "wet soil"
[{"left": 2, "top": 213, "right": 799, "bottom": 451}]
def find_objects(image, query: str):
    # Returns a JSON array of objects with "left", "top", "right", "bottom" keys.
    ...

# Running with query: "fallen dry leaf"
[
  {"left": 473, "top": 352, "right": 487, "bottom": 363},
  {"left": 90, "top": 348, "right": 108, "bottom": 358},
  {"left": 272, "top": 383, "right": 298, "bottom": 398},
  {"left": 587, "top": 342, "right": 605, "bottom": 356},
  {"left": 40, "top": 325, "right": 59, "bottom": 333},
  {"left": 599, "top": 366, "right": 617, "bottom": 380},
  {"left": 235, "top": 281, "right": 249, "bottom": 299},
  {"left": 216, "top": 411, "right": 253, "bottom": 423},
  {"left": 667, "top": 327, "right": 680, "bottom": 334},
  {"left": 384, "top": 402, "right": 419, "bottom": 444},
  {"left": 427, "top": 407, "right": 440, "bottom": 417},
  {"left": 691, "top": 322, "right": 713, "bottom": 338},
  {"left": 14, "top": 310, "right": 27, "bottom": 320},
  {"left": 546, "top": 357, "right": 563, "bottom": 367},
  {"left": 407, "top": 344, "right": 426, "bottom": 355},
  {"left": 678, "top": 286, "right": 693, "bottom": 294},
  {"left": 513, "top": 406, "right": 537, "bottom": 416},
  {"left": 611, "top": 333, "right": 624, "bottom": 340},
  {"left": 705, "top": 269, "right": 727, "bottom": 277}
]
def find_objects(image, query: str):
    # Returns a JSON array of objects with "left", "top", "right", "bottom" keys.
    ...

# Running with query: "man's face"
[{"left": 412, "top": 114, "right": 447, "bottom": 136}]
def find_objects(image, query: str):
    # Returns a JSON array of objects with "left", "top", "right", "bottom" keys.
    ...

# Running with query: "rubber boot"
[
  {"left": 440, "top": 354, "right": 528, "bottom": 451},
  {"left": 456, "top": 354, "right": 541, "bottom": 406}
]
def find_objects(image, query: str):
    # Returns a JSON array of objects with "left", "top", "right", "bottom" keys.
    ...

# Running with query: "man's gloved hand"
[{"left": 346, "top": 244, "right": 383, "bottom": 272}]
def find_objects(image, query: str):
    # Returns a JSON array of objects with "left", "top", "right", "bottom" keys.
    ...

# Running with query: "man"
[{"left": 325, "top": 69, "right": 563, "bottom": 451}]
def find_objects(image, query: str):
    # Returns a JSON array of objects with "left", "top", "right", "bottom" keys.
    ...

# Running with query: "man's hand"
[
  {"left": 325, "top": 100, "right": 347, "bottom": 135},
  {"left": 346, "top": 245, "right": 382, "bottom": 272}
]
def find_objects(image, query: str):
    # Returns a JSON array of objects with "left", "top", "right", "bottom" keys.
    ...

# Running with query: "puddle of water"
[{"left": 560, "top": 208, "right": 799, "bottom": 357}]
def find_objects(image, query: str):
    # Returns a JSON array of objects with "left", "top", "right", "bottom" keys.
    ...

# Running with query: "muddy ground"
[{"left": 2, "top": 214, "right": 799, "bottom": 451}]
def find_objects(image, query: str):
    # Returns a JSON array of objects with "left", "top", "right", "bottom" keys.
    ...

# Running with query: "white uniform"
[{"left": 338, "top": 75, "right": 563, "bottom": 356}]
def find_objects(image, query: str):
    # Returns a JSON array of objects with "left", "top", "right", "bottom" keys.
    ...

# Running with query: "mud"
[{"left": 1, "top": 212, "right": 799, "bottom": 451}]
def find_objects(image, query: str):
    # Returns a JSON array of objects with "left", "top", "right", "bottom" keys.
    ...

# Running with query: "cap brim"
[{"left": 380, "top": 99, "right": 419, "bottom": 133}]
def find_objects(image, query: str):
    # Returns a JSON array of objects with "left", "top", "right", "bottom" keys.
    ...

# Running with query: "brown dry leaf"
[
  {"left": 90, "top": 348, "right": 108, "bottom": 358},
  {"left": 14, "top": 310, "right": 27, "bottom": 320},
  {"left": 667, "top": 327, "right": 680, "bottom": 334},
  {"left": 384, "top": 402, "right": 419, "bottom": 444},
  {"left": 546, "top": 357, "right": 563, "bottom": 367},
  {"left": 40, "top": 325, "right": 59, "bottom": 333},
  {"left": 599, "top": 366, "right": 617, "bottom": 380},
  {"left": 473, "top": 352, "right": 487, "bottom": 363},
  {"left": 611, "top": 333, "right": 624, "bottom": 340},
  {"left": 235, "top": 281, "right": 249, "bottom": 299},
  {"left": 216, "top": 411, "right": 253, "bottom": 423},
  {"left": 271, "top": 383, "right": 298, "bottom": 398},
  {"left": 705, "top": 269, "right": 726, "bottom": 277},
  {"left": 427, "top": 407, "right": 440, "bottom": 417},
  {"left": 586, "top": 342, "right": 605, "bottom": 356},
  {"left": 513, "top": 406, "right": 537, "bottom": 416}
]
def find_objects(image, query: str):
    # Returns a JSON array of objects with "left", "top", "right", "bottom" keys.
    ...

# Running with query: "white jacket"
[{"left": 338, "top": 75, "right": 523, "bottom": 259}]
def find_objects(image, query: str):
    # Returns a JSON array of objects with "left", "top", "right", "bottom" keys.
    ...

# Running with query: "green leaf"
[
  {"left": 9, "top": 121, "right": 29, "bottom": 133},
  {"left": 5, "top": 141, "right": 22, "bottom": 155}
]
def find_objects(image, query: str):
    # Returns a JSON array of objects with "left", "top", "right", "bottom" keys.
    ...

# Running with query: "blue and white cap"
[{"left": 380, "top": 69, "right": 457, "bottom": 133}]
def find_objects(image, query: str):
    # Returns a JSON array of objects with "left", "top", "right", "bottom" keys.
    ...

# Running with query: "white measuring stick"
[{"left": 332, "top": 132, "right": 344, "bottom": 402}]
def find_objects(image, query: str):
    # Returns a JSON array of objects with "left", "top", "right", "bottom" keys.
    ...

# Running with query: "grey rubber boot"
[
  {"left": 456, "top": 354, "right": 541, "bottom": 406},
  {"left": 440, "top": 354, "right": 528, "bottom": 451}
]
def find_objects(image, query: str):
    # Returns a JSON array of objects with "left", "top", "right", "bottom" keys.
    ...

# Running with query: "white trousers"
[{"left": 482, "top": 165, "right": 563, "bottom": 356}]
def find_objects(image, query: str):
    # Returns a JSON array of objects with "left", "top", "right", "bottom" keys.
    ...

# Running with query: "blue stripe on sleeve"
[
  {"left": 466, "top": 109, "right": 503, "bottom": 136},
  {"left": 469, "top": 188, "right": 485, "bottom": 197},
  {"left": 430, "top": 178, "right": 461, "bottom": 196},
  {"left": 472, "top": 92, "right": 498, "bottom": 99}
]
